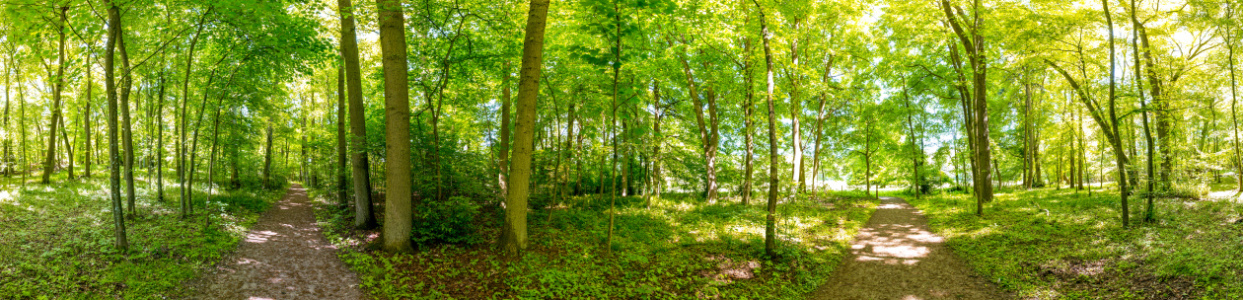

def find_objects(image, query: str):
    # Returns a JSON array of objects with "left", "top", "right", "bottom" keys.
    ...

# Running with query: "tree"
[
  {"left": 754, "top": 0, "right": 779, "bottom": 258},
  {"left": 940, "top": 0, "right": 993, "bottom": 215},
  {"left": 376, "top": 0, "right": 414, "bottom": 253},
  {"left": 339, "top": 0, "right": 376, "bottom": 229},
  {"left": 104, "top": 0, "right": 128, "bottom": 251},
  {"left": 499, "top": 0, "right": 553, "bottom": 257}
]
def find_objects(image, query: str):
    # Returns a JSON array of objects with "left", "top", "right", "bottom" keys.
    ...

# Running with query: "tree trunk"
[
  {"left": 104, "top": 0, "right": 128, "bottom": 251},
  {"left": 180, "top": 13, "right": 209, "bottom": 218},
  {"left": 83, "top": 49, "right": 92, "bottom": 178},
  {"left": 376, "top": 0, "right": 414, "bottom": 253},
  {"left": 43, "top": 6, "right": 68, "bottom": 184},
  {"left": 742, "top": 39, "right": 755, "bottom": 205},
  {"left": 156, "top": 71, "right": 165, "bottom": 201},
  {"left": 499, "top": 0, "right": 551, "bottom": 257},
  {"left": 789, "top": 18, "right": 803, "bottom": 196},
  {"left": 119, "top": 29, "right": 136, "bottom": 215},
  {"left": 338, "top": 0, "right": 376, "bottom": 229},
  {"left": 263, "top": 125, "right": 274, "bottom": 188},
  {"left": 755, "top": 0, "right": 779, "bottom": 258},
  {"left": 337, "top": 65, "right": 348, "bottom": 206}
]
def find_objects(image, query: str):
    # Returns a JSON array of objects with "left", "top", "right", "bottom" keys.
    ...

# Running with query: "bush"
[
  {"left": 1169, "top": 181, "right": 1209, "bottom": 199},
  {"left": 411, "top": 196, "right": 483, "bottom": 246}
]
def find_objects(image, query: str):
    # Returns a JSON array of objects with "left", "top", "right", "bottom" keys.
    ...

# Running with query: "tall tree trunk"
[
  {"left": 104, "top": 0, "right": 128, "bottom": 251},
  {"left": 1133, "top": 0, "right": 1157, "bottom": 220},
  {"left": 789, "top": 18, "right": 803, "bottom": 195},
  {"left": 742, "top": 38, "right": 755, "bottom": 205},
  {"left": 942, "top": 0, "right": 993, "bottom": 214},
  {"left": 338, "top": 0, "right": 376, "bottom": 228},
  {"left": 156, "top": 71, "right": 165, "bottom": 201},
  {"left": 337, "top": 65, "right": 348, "bottom": 206},
  {"left": 180, "top": 13, "right": 209, "bottom": 218},
  {"left": 83, "top": 49, "right": 92, "bottom": 178},
  {"left": 119, "top": 28, "right": 136, "bottom": 215},
  {"left": 43, "top": 6, "right": 68, "bottom": 184},
  {"left": 500, "top": 0, "right": 551, "bottom": 256},
  {"left": 498, "top": 61, "right": 513, "bottom": 199},
  {"left": 376, "top": 0, "right": 414, "bottom": 253},
  {"left": 755, "top": 0, "right": 779, "bottom": 258},
  {"left": 263, "top": 125, "right": 274, "bottom": 188}
]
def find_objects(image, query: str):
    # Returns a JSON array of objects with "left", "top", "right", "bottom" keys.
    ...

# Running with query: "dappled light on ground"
[
  {"left": 185, "top": 184, "right": 363, "bottom": 299},
  {"left": 810, "top": 197, "right": 1010, "bottom": 300}
]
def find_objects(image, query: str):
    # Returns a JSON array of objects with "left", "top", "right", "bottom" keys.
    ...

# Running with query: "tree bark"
[
  {"left": 104, "top": 0, "right": 128, "bottom": 251},
  {"left": 43, "top": 6, "right": 68, "bottom": 184},
  {"left": 498, "top": 60, "right": 514, "bottom": 200},
  {"left": 500, "top": 0, "right": 551, "bottom": 257},
  {"left": 754, "top": 0, "right": 779, "bottom": 258},
  {"left": 376, "top": 0, "right": 414, "bottom": 253},
  {"left": 119, "top": 27, "right": 136, "bottom": 215},
  {"left": 338, "top": 0, "right": 376, "bottom": 229}
]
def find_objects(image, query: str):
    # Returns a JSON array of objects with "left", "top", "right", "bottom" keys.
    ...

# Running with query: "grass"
[
  {"left": 0, "top": 172, "right": 286, "bottom": 299},
  {"left": 311, "top": 190, "right": 879, "bottom": 300},
  {"left": 904, "top": 185, "right": 1243, "bottom": 299}
]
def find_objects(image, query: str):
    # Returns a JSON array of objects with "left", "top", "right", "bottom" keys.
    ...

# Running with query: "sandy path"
[
  {"left": 185, "top": 184, "right": 366, "bottom": 300},
  {"left": 809, "top": 197, "right": 1010, "bottom": 300}
]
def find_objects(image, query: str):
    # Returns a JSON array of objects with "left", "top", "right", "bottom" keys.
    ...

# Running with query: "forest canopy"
[{"left": 1, "top": 0, "right": 1242, "bottom": 298}]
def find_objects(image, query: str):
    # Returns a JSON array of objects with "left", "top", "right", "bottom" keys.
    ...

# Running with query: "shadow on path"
[
  {"left": 186, "top": 184, "right": 366, "bottom": 300},
  {"left": 809, "top": 197, "right": 1010, "bottom": 300}
]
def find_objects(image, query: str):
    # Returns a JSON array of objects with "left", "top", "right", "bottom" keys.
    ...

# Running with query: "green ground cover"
[
  {"left": 312, "top": 191, "right": 878, "bottom": 300},
  {"left": 0, "top": 174, "right": 285, "bottom": 299},
  {"left": 904, "top": 187, "right": 1243, "bottom": 299}
]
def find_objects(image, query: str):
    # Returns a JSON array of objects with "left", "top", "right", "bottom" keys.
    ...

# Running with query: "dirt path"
[
  {"left": 810, "top": 197, "right": 1010, "bottom": 300},
  {"left": 186, "top": 184, "right": 366, "bottom": 299}
]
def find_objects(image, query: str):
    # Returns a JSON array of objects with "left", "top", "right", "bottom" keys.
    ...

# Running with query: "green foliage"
[
  {"left": 907, "top": 188, "right": 1243, "bottom": 299},
  {"left": 411, "top": 196, "right": 484, "bottom": 246},
  {"left": 0, "top": 177, "right": 285, "bottom": 299},
  {"left": 313, "top": 191, "right": 879, "bottom": 299}
]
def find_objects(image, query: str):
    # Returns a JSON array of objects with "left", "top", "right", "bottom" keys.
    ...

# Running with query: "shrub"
[
  {"left": 1169, "top": 181, "right": 1209, "bottom": 199},
  {"left": 411, "top": 196, "right": 483, "bottom": 246}
]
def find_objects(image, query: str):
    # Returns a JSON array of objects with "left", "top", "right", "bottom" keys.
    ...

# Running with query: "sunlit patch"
[
  {"left": 247, "top": 297, "right": 274, "bottom": 300},
  {"left": 245, "top": 230, "right": 279, "bottom": 243},
  {"left": 902, "top": 295, "right": 924, "bottom": 300}
]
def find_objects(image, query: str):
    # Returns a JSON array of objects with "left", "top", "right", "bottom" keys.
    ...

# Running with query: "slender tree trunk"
[
  {"left": 83, "top": 50, "right": 92, "bottom": 178},
  {"left": 755, "top": 0, "right": 779, "bottom": 258},
  {"left": 742, "top": 39, "right": 755, "bottom": 205},
  {"left": 499, "top": 0, "right": 551, "bottom": 257},
  {"left": 104, "top": 0, "right": 128, "bottom": 251},
  {"left": 43, "top": 6, "right": 68, "bottom": 184},
  {"left": 789, "top": 18, "right": 803, "bottom": 196},
  {"left": 119, "top": 29, "right": 136, "bottom": 215},
  {"left": 337, "top": 65, "right": 348, "bottom": 206},
  {"left": 155, "top": 71, "right": 165, "bottom": 201},
  {"left": 338, "top": 0, "right": 376, "bottom": 228},
  {"left": 263, "top": 125, "right": 274, "bottom": 188},
  {"left": 499, "top": 61, "right": 513, "bottom": 198},
  {"left": 376, "top": 0, "right": 414, "bottom": 253},
  {"left": 180, "top": 13, "right": 209, "bottom": 218}
]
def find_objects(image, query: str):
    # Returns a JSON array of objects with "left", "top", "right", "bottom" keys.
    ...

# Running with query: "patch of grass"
[
  {"left": 311, "top": 191, "right": 878, "bottom": 300},
  {"left": 0, "top": 175, "right": 286, "bottom": 299},
  {"left": 905, "top": 187, "right": 1243, "bottom": 299}
]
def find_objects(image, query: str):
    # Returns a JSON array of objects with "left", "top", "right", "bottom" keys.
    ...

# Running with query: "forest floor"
[
  {"left": 0, "top": 173, "right": 287, "bottom": 299},
  {"left": 906, "top": 185, "right": 1243, "bottom": 299},
  {"left": 309, "top": 190, "right": 880, "bottom": 299},
  {"left": 183, "top": 184, "right": 366, "bottom": 299},
  {"left": 809, "top": 197, "right": 1011, "bottom": 300}
]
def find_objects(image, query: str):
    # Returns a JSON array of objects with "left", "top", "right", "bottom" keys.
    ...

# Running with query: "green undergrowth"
[
  {"left": 905, "top": 186, "right": 1243, "bottom": 299},
  {"left": 311, "top": 191, "right": 879, "bottom": 300},
  {"left": 0, "top": 174, "right": 286, "bottom": 299}
]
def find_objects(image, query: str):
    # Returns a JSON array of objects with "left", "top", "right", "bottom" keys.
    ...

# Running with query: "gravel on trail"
[
  {"left": 809, "top": 197, "right": 1011, "bottom": 300},
  {"left": 185, "top": 184, "right": 367, "bottom": 300}
]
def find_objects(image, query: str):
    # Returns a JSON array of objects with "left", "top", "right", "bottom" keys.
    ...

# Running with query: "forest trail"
[
  {"left": 185, "top": 184, "right": 367, "bottom": 300},
  {"left": 809, "top": 197, "right": 1010, "bottom": 300}
]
